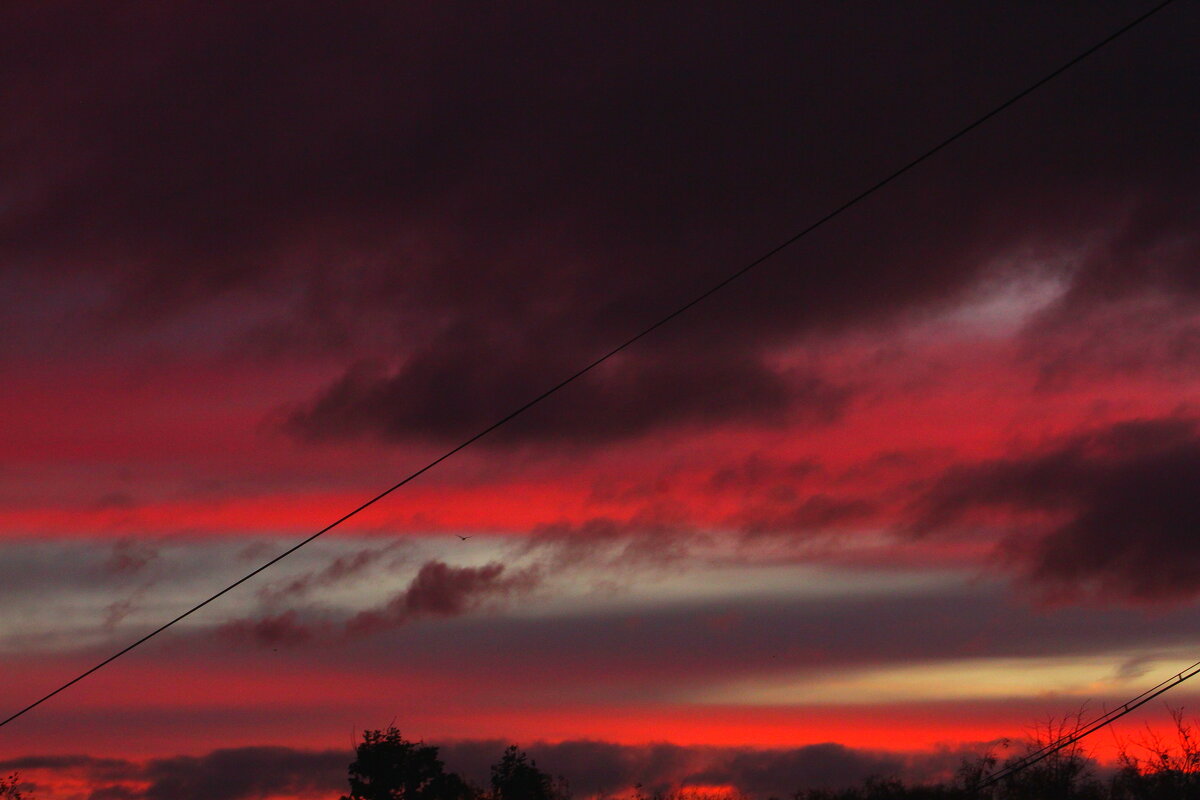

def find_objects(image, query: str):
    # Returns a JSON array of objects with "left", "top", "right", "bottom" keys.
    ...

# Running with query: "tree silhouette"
[
  {"left": 490, "top": 746, "right": 563, "bottom": 800},
  {"left": 0, "top": 774, "right": 26, "bottom": 800},
  {"left": 343, "top": 727, "right": 474, "bottom": 800}
]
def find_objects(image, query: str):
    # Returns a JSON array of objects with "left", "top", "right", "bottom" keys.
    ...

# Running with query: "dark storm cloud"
[
  {"left": 4, "top": 2, "right": 1199, "bottom": 445},
  {"left": 918, "top": 418, "right": 1200, "bottom": 602},
  {"left": 284, "top": 340, "right": 838, "bottom": 445}
]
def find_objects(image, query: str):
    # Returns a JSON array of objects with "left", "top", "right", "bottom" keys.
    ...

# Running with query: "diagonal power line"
[
  {"left": 978, "top": 660, "right": 1200, "bottom": 789},
  {"left": 0, "top": 0, "right": 1178, "bottom": 730}
]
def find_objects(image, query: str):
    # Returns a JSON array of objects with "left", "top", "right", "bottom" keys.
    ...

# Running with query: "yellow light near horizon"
[{"left": 693, "top": 651, "right": 1197, "bottom": 706}]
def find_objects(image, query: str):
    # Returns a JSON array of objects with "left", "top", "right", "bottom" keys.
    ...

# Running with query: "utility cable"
[
  {"left": 0, "top": 0, "right": 1177, "bottom": 730},
  {"left": 976, "top": 659, "right": 1200, "bottom": 789}
]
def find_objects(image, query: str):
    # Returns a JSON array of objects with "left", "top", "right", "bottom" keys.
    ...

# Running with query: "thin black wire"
[
  {"left": 0, "top": 0, "right": 1177, "bottom": 731},
  {"left": 997, "top": 660, "right": 1200, "bottom": 771},
  {"left": 977, "top": 659, "right": 1200, "bottom": 789}
]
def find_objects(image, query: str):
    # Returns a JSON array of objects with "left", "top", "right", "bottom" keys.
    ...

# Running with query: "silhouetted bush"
[
  {"left": 491, "top": 745, "right": 567, "bottom": 800},
  {"left": 343, "top": 727, "right": 474, "bottom": 800},
  {"left": 0, "top": 774, "right": 26, "bottom": 800},
  {"left": 1108, "top": 708, "right": 1200, "bottom": 800}
]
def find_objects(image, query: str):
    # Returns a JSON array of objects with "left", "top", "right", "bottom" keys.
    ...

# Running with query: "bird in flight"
[{"left": 457, "top": 535, "right": 472, "bottom": 541}]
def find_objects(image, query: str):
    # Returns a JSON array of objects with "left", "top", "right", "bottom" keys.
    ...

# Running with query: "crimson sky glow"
[{"left": 3, "top": 3, "right": 1200, "bottom": 799}]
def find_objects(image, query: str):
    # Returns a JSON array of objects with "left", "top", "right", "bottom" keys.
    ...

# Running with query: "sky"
[{"left": 3, "top": 1, "right": 1200, "bottom": 798}]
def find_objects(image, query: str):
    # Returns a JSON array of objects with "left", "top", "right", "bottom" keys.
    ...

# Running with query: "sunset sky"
[{"left": 4, "top": 2, "right": 1200, "bottom": 798}]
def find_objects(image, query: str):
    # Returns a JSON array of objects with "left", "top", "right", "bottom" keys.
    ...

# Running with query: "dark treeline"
[
  {"left": 341, "top": 728, "right": 566, "bottom": 800},
  {"left": 330, "top": 712, "right": 1200, "bottom": 800},
  {"left": 6, "top": 713, "right": 1200, "bottom": 800},
  {"left": 334, "top": 713, "right": 1200, "bottom": 800}
]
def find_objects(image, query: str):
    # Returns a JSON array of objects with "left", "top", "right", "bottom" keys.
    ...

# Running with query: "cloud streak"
[
  {"left": 219, "top": 559, "right": 543, "bottom": 645},
  {"left": 346, "top": 560, "right": 542, "bottom": 636}
]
